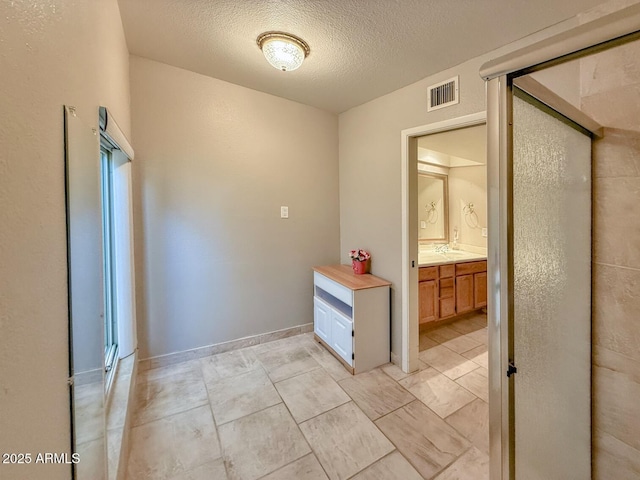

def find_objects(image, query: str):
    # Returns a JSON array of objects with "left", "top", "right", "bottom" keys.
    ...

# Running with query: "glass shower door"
[{"left": 511, "top": 90, "right": 592, "bottom": 479}]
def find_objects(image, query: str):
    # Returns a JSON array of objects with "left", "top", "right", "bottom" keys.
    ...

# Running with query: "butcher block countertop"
[{"left": 313, "top": 265, "right": 391, "bottom": 290}]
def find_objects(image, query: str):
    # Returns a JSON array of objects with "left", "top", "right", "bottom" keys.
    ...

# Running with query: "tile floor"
[{"left": 126, "top": 312, "right": 489, "bottom": 480}]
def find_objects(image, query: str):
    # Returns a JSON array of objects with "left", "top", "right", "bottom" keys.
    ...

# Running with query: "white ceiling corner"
[{"left": 118, "top": 0, "right": 606, "bottom": 113}]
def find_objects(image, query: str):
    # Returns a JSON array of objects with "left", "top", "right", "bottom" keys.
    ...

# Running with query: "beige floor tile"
[
  {"left": 433, "top": 446, "right": 489, "bottom": 480},
  {"left": 424, "top": 325, "right": 462, "bottom": 344},
  {"left": 255, "top": 342, "right": 321, "bottom": 383},
  {"left": 260, "top": 454, "right": 328, "bottom": 480},
  {"left": 300, "top": 402, "right": 394, "bottom": 480},
  {"left": 469, "top": 313, "right": 488, "bottom": 328},
  {"left": 380, "top": 360, "right": 429, "bottom": 382},
  {"left": 338, "top": 369, "right": 415, "bottom": 420},
  {"left": 107, "top": 427, "right": 121, "bottom": 480},
  {"left": 419, "top": 345, "right": 480, "bottom": 380},
  {"left": 466, "top": 328, "right": 488, "bottom": 345},
  {"left": 448, "top": 317, "right": 484, "bottom": 335},
  {"left": 219, "top": 404, "right": 310, "bottom": 480},
  {"left": 206, "top": 367, "right": 282, "bottom": 425},
  {"left": 440, "top": 334, "right": 482, "bottom": 354},
  {"left": 399, "top": 368, "right": 476, "bottom": 418},
  {"left": 375, "top": 400, "right": 469, "bottom": 479},
  {"left": 350, "top": 451, "right": 423, "bottom": 480},
  {"left": 76, "top": 437, "right": 106, "bottom": 480},
  {"left": 134, "top": 361, "right": 209, "bottom": 426},
  {"left": 127, "top": 406, "right": 221, "bottom": 480},
  {"left": 107, "top": 371, "right": 132, "bottom": 431},
  {"left": 306, "top": 340, "right": 352, "bottom": 382},
  {"left": 74, "top": 381, "right": 105, "bottom": 444},
  {"left": 169, "top": 458, "right": 227, "bottom": 480},
  {"left": 275, "top": 368, "right": 350, "bottom": 423},
  {"left": 445, "top": 399, "right": 489, "bottom": 455},
  {"left": 461, "top": 344, "right": 488, "bottom": 369},
  {"left": 199, "top": 348, "right": 260, "bottom": 383},
  {"left": 379, "top": 362, "right": 406, "bottom": 381},
  {"left": 419, "top": 333, "right": 439, "bottom": 351},
  {"left": 456, "top": 367, "right": 488, "bottom": 402}
]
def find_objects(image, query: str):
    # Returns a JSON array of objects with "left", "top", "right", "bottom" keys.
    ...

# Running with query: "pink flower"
[{"left": 348, "top": 249, "right": 371, "bottom": 261}]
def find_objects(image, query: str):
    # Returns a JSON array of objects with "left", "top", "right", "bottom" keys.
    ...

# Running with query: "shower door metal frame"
[{"left": 482, "top": 3, "right": 640, "bottom": 479}]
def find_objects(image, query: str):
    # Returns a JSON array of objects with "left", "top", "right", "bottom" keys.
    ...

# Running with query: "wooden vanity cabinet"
[
  {"left": 456, "top": 274, "right": 474, "bottom": 314},
  {"left": 420, "top": 260, "right": 487, "bottom": 324},
  {"left": 474, "top": 271, "right": 487, "bottom": 308},
  {"left": 419, "top": 267, "right": 438, "bottom": 324}
]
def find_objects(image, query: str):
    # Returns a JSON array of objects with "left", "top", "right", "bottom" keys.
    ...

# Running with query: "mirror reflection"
[
  {"left": 65, "top": 105, "right": 107, "bottom": 480},
  {"left": 418, "top": 173, "right": 448, "bottom": 242},
  {"left": 66, "top": 105, "right": 137, "bottom": 480},
  {"left": 417, "top": 123, "right": 488, "bottom": 251}
]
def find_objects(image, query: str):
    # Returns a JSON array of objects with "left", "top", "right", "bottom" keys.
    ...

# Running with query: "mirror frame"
[{"left": 418, "top": 172, "right": 449, "bottom": 243}]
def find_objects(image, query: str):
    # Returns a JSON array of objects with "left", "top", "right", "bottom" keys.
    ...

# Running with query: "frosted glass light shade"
[{"left": 257, "top": 32, "right": 310, "bottom": 72}]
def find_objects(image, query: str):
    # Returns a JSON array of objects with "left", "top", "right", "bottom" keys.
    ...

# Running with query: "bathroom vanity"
[
  {"left": 312, "top": 265, "right": 391, "bottom": 374},
  {"left": 419, "top": 255, "right": 487, "bottom": 325}
]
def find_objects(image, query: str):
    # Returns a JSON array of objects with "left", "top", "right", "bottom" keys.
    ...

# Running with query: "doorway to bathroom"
[{"left": 401, "top": 112, "right": 487, "bottom": 375}]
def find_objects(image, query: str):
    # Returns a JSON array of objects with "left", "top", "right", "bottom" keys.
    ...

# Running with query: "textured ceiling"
[{"left": 118, "top": 0, "right": 605, "bottom": 113}]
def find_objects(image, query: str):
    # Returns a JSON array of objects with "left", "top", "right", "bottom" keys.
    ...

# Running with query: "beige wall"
[
  {"left": 336, "top": 17, "right": 578, "bottom": 358},
  {"left": 339, "top": 58, "right": 487, "bottom": 357},
  {"left": 448, "top": 166, "right": 488, "bottom": 250},
  {"left": 130, "top": 56, "right": 340, "bottom": 359},
  {"left": 583, "top": 40, "right": 640, "bottom": 478},
  {"left": 0, "top": 1, "right": 130, "bottom": 479}
]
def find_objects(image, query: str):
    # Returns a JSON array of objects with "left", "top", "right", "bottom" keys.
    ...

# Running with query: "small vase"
[{"left": 352, "top": 259, "right": 367, "bottom": 275}]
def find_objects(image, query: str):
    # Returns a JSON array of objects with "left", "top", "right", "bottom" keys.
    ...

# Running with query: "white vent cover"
[{"left": 427, "top": 76, "right": 459, "bottom": 111}]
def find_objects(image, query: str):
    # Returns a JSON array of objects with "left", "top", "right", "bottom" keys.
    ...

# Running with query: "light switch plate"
[
  {"left": 421, "top": 221, "right": 426, "bottom": 229},
  {"left": 280, "top": 206, "right": 289, "bottom": 219},
  {"left": 482, "top": 227, "right": 488, "bottom": 237}
]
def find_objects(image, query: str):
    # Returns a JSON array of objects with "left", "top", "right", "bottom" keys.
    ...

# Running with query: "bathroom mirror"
[
  {"left": 65, "top": 105, "right": 107, "bottom": 480},
  {"left": 418, "top": 173, "right": 448, "bottom": 242}
]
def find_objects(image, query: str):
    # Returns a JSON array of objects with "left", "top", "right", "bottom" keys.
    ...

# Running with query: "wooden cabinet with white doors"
[{"left": 313, "top": 265, "right": 391, "bottom": 375}]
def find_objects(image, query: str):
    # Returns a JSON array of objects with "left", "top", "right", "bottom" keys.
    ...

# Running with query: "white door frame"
[{"left": 400, "top": 111, "right": 486, "bottom": 373}]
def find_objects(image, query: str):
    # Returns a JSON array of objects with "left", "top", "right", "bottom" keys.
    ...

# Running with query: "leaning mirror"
[
  {"left": 418, "top": 173, "right": 448, "bottom": 243},
  {"left": 65, "top": 105, "right": 107, "bottom": 480}
]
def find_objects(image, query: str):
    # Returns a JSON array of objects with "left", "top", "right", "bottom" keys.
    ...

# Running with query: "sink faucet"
[{"left": 434, "top": 244, "right": 449, "bottom": 254}]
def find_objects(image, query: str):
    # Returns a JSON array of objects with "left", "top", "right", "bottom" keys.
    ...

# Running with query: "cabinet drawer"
[
  {"left": 456, "top": 260, "right": 487, "bottom": 276},
  {"left": 440, "top": 264, "right": 455, "bottom": 278},
  {"left": 439, "top": 277, "right": 454, "bottom": 299},
  {"left": 419, "top": 266, "right": 438, "bottom": 281},
  {"left": 314, "top": 272, "right": 353, "bottom": 307}
]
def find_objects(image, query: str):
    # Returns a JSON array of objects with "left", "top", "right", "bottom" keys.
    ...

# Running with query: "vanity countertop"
[{"left": 419, "top": 250, "right": 487, "bottom": 267}]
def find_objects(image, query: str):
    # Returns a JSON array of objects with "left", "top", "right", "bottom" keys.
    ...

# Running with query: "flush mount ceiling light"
[{"left": 257, "top": 31, "right": 310, "bottom": 72}]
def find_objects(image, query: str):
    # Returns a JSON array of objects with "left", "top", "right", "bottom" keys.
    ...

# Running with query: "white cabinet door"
[
  {"left": 313, "top": 297, "right": 331, "bottom": 344},
  {"left": 331, "top": 310, "right": 353, "bottom": 366}
]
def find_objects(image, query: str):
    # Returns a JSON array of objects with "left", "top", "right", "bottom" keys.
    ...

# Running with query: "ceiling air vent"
[{"left": 427, "top": 76, "right": 459, "bottom": 112}]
